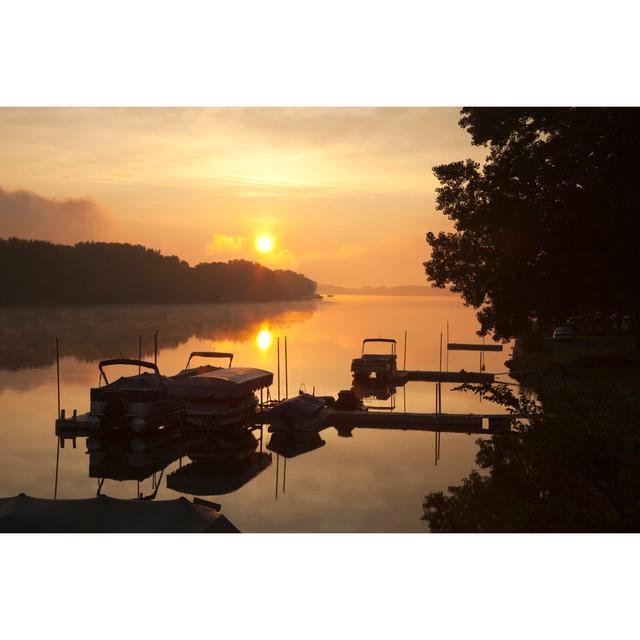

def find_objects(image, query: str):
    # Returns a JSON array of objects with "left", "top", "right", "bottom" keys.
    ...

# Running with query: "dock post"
[
  {"left": 403, "top": 330, "right": 407, "bottom": 370},
  {"left": 277, "top": 337, "right": 281, "bottom": 401},
  {"left": 54, "top": 337, "right": 61, "bottom": 499},
  {"left": 55, "top": 337, "right": 61, "bottom": 420},
  {"left": 284, "top": 336, "right": 288, "bottom": 399},
  {"left": 438, "top": 332, "right": 443, "bottom": 414},
  {"left": 446, "top": 321, "right": 449, "bottom": 371}
]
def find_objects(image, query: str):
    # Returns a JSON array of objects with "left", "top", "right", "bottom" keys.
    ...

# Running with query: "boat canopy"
[
  {"left": 0, "top": 494, "right": 239, "bottom": 533},
  {"left": 263, "top": 393, "right": 326, "bottom": 423},
  {"left": 170, "top": 367, "right": 273, "bottom": 399},
  {"left": 91, "top": 371, "right": 172, "bottom": 400}
]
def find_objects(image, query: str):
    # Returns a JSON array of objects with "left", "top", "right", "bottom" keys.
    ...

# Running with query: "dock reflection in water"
[{"left": 0, "top": 295, "right": 516, "bottom": 532}]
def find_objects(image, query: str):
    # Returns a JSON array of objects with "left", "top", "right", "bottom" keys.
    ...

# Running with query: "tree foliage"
[
  {"left": 424, "top": 107, "right": 640, "bottom": 340},
  {"left": 0, "top": 238, "right": 317, "bottom": 305}
]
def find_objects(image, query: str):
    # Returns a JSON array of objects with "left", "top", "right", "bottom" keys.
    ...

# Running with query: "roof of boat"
[
  {"left": 0, "top": 494, "right": 238, "bottom": 533},
  {"left": 91, "top": 371, "right": 171, "bottom": 394},
  {"left": 263, "top": 393, "right": 326, "bottom": 421},
  {"left": 170, "top": 367, "right": 273, "bottom": 398}
]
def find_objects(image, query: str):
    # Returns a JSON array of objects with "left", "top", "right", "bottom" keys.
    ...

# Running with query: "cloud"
[
  {"left": 0, "top": 186, "right": 110, "bottom": 243},
  {"left": 206, "top": 233, "right": 246, "bottom": 254},
  {"left": 259, "top": 247, "right": 299, "bottom": 271},
  {"left": 205, "top": 232, "right": 300, "bottom": 270}
]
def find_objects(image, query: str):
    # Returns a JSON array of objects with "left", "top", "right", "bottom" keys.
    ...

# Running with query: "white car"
[{"left": 552, "top": 326, "right": 574, "bottom": 342}]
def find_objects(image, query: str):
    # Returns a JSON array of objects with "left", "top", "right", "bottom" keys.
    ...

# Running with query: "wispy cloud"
[{"left": 206, "top": 233, "right": 246, "bottom": 254}]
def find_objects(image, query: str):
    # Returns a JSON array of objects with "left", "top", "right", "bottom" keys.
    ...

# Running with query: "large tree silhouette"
[{"left": 424, "top": 108, "right": 640, "bottom": 340}]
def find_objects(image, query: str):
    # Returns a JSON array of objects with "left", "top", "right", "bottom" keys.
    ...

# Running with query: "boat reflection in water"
[
  {"left": 87, "top": 424, "right": 274, "bottom": 499},
  {"left": 267, "top": 430, "right": 326, "bottom": 458}
]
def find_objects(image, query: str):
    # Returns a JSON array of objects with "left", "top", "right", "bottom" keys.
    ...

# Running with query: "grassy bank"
[{"left": 509, "top": 334, "right": 640, "bottom": 397}]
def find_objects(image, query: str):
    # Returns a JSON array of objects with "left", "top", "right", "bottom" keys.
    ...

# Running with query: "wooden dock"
[
  {"left": 319, "top": 409, "right": 513, "bottom": 434},
  {"left": 392, "top": 370, "right": 495, "bottom": 384},
  {"left": 55, "top": 410, "right": 92, "bottom": 444},
  {"left": 447, "top": 343, "right": 503, "bottom": 352}
]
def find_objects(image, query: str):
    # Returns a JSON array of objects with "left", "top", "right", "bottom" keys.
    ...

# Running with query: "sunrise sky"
[{"left": 0, "top": 108, "right": 484, "bottom": 286}]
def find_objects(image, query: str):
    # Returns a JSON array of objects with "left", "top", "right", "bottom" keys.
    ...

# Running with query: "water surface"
[{"left": 0, "top": 295, "right": 513, "bottom": 532}]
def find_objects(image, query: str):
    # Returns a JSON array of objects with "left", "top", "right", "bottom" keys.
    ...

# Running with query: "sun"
[{"left": 255, "top": 234, "right": 274, "bottom": 254}]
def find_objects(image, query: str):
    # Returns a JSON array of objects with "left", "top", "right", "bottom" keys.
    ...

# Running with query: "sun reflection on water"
[{"left": 255, "top": 327, "right": 273, "bottom": 351}]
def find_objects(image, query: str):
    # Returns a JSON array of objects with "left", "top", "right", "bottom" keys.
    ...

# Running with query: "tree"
[
  {"left": 424, "top": 108, "right": 640, "bottom": 341},
  {"left": 0, "top": 238, "right": 317, "bottom": 305}
]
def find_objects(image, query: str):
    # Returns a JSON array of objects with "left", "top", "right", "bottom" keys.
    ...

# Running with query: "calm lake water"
[{"left": 0, "top": 295, "right": 514, "bottom": 532}]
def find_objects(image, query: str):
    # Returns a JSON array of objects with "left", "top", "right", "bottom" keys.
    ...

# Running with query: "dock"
[
  {"left": 55, "top": 410, "right": 92, "bottom": 444},
  {"left": 392, "top": 370, "right": 495, "bottom": 384},
  {"left": 321, "top": 410, "right": 512, "bottom": 434},
  {"left": 447, "top": 343, "right": 503, "bottom": 352}
]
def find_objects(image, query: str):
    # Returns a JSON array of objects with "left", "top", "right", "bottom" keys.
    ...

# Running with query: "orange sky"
[{"left": 0, "top": 108, "right": 484, "bottom": 286}]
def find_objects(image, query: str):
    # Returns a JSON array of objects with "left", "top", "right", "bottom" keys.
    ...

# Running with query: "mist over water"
[{"left": 0, "top": 295, "right": 513, "bottom": 532}]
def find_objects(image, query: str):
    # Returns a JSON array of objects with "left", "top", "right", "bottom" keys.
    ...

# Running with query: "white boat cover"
[
  {"left": 0, "top": 494, "right": 239, "bottom": 533},
  {"left": 169, "top": 367, "right": 273, "bottom": 399}
]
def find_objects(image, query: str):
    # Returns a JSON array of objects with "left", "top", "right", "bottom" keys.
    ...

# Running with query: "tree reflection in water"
[
  {"left": 0, "top": 300, "right": 317, "bottom": 371},
  {"left": 423, "top": 383, "right": 640, "bottom": 532}
]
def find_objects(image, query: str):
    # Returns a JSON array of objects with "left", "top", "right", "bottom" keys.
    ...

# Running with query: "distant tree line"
[{"left": 0, "top": 238, "right": 317, "bottom": 305}]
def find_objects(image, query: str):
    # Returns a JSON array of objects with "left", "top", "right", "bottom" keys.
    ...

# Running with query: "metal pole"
[
  {"left": 154, "top": 329, "right": 158, "bottom": 365},
  {"left": 283, "top": 457, "right": 287, "bottom": 494},
  {"left": 446, "top": 321, "right": 449, "bottom": 371},
  {"left": 438, "top": 332, "right": 443, "bottom": 414},
  {"left": 403, "top": 330, "right": 407, "bottom": 370},
  {"left": 277, "top": 337, "right": 281, "bottom": 401},
  {"left": 56, "top": 337, "right": 61, "bottom": 419},
  {"left": 275, "top": 454, "right": 279, "bottom": 500},
  {"left": 284, "top": 336, "right": 288, "bottom": 399},
  {"left": 138, "top": 334, "right": 142, "bottom": 373},
  {"left": 54, "top": 337, "right": 61, "bottom": 499}
]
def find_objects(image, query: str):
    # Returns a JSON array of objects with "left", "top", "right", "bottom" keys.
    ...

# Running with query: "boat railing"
[
  {"left": 361, "top": 338, "right": 397, "bottom": 357},
  {"left": 98, "top": 358, "right": 166, "bottom": 389},
  {"left": 184, "top": 351, "right": 234, "bottom": 370}
]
